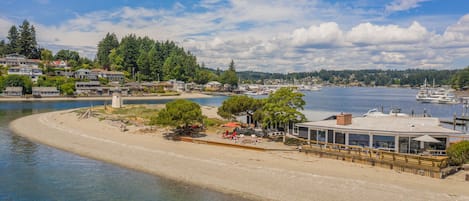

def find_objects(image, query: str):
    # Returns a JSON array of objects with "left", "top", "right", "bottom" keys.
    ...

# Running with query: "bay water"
[{"left": 0, "top": 87, "right": 463, "bottom": 200}]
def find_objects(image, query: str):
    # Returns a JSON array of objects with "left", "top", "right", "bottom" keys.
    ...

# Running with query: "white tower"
[{"left": 111, "top": 88, "right": 123, "bottom": 108}]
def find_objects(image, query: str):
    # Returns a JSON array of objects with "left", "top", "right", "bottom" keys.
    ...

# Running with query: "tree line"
[
  {"left": 96, "top": 33, "right": 238, "bottom": 85},
  {"left": 0, "top": 20, "right": 39, "bottom": 59},
  {"left": 239, "top": 69, "right": 461, "bottom": 87}
]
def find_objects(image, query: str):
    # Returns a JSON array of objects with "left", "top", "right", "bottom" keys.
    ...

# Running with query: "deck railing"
[{"left": 291, "top": 137, "right": 449, "bottom": 178}]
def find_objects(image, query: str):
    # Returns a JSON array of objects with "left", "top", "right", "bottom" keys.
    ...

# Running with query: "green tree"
[
  {"left": 40, "top": 49, "right": 53, "bottom": 68},
  {"left": 97, "top": 33, "right": 119, "bottom": 69},
  {"left": 261, "top": 87, "right": 306, "bottom": 129},
  {"left": 451, "top": 67, "right": 469, "bottom": 89},
  {"left": 217, "top": 95, "right": 263, "bottom": 121},
  {"left": 220, "top": 60, "right": 238, "bottom": 89},
  {"left": 60, "top": 82, "right": 75, "bottom": 96},
  {"left": 0, "top": 40, "right": 6, "bottom": 56},
  {"left": 7, "top": 25, "right": 19, "bottom": 54},
  {"left": 156, "top": 99, "right": 204, "bottom": 129},
  {"left": 54, "top": 49, "right": 80, "bottom": 62},
  {"left": 118, "top": 34, "right": 139, "bottom": 77},
  {"left": 3, "top": 74, "right": 32, "bottom": 94},
  {"left": 18, "top": 20, "right": 38, "bottom": 58},
  {"left": 447, "top": 141, "right": 469, "bottom": 166}
]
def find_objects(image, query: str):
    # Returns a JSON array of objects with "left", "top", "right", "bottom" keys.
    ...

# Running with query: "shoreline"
[
  {"left": 0, "top": 92, "right": 213, "bottom": 102},
  {"left": 10, "top": 109, "right": 469, "bottom": 201}
]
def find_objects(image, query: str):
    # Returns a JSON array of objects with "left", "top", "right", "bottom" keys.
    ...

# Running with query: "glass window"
[
  {"left": 410, "top": 137, "right": 420, "bottom": 154},
  {"left": 399, "top": 137, "right": 409, "bottom": 153},
  {"left": 318, "top": 130, "right": 326, "bottom": 142},
  {"left": 310, "top": 130, "right": 317, "bottom": 142},
  {"left": 327, "top": 130, "right": 334, "bottom": 143},
  {"left": 425, "top": 137, "right": 447, "bottom": 150},
  {"left": 373, "top": 135, "right": 395, "bottom": 149},
  {"left": 298, "top": 127, "right": 309, "bottom": 138},
  {"left": 335, "top": 132, "right": 345, "bottom": 144},
  {"left": 349, "top": 134, "right": 369, "bottom": 147}
]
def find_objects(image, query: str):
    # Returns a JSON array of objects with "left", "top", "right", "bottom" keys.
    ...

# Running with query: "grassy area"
[{"left": 74, "top": 104, "right": 228, "bottom": 134}]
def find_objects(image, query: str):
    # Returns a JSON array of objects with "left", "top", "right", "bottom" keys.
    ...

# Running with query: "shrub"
[{"left": 447, "top": 141, "right": 469, "bottom": 166}]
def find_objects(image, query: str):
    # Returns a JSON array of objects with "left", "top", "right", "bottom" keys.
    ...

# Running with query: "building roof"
[
  {"left": 296, "top": 116, "right": 464, "bottom": 135},
  {"left": 32, "top": 87, "right": 59, "bottom": 92},
  {"left": 4, "top": 87, "right": 23, "bottom": 92}
]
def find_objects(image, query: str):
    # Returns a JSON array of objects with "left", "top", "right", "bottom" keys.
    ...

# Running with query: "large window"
[
  {"left": 318, "top": 130, "right": 326, "bottom": 142},
  {"left": 373, "top": 135, "right": 395, "bottom": 149},
  {"left": 298, "top": 127, "right": 309, "bottom": 138},
  {"left": 424, "top": 137, "right": 447, "bottom": 150},
  {"left": 327, "top": 130, "right": 334, "bottom": 143},
  {"left": 399, "top": 136, "right": 422, "bottom": 154},
  {"left": 310, "top": 130, "right": 317, "bottom": 142},
  {"left": 335, "top": 132, "right": 345, "bottom": 144},
  {"left": 349, "top": 134, "right": 369, "bottom": 147}
]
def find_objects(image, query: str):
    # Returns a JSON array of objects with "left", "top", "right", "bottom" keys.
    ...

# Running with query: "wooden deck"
[{"left": 297, "top": 139, "right": 449, "bottom": 178}]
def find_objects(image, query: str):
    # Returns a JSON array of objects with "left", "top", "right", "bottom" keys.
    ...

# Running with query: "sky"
[{"left": 1, "top": 0, "right": 469, "bottom": 73}]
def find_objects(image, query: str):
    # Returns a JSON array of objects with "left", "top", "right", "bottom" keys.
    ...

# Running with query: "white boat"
[
  {"left": 297, "top": 85, "right": 321, "bottom": 92},
  {"left": 363, "top": 108, "right": 409, "bottom": 117},
  {"left": 415, "top": 79, "right": 458, "bottom": 104}
]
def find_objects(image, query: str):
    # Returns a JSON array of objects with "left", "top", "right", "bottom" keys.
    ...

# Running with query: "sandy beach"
[
  {"left": 0, "top": 92, "right": 213, "bottom": 102},
  {"left": 10, "top": 109, "right": 469, "bottom": 201}
]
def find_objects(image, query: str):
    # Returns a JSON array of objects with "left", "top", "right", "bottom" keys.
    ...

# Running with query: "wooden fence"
[{"left": 293, "top": 137, "right": 450, "bottom": 178}]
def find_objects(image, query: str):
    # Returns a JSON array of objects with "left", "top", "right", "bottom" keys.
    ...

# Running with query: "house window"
[
  {"left": 335, "top": 132, "right": 345, "bottom": 144},
  {"left": 298, "top": 127, "right": 309, "bottom": 138},
  {"left": 327, "top": 130, "right": 334, "bottom": 143},
  {"left": 318, "top": 130, "right": 326, "bottom": 142},
  {"left": 349, "top": 134, "right": 369, "bottom": 147},
  {"left": 373, "top": 135, "right": 395, "bottom": 149}
]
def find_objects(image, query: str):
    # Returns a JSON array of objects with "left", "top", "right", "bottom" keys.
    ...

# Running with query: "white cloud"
[
  {"left": 385, "top": 0, "right": 429, "bottom": 13},
  {"left": 346, "top": 21, "right": 430, "bottom": 45},
  {"left": 1, "top": 1, "right": 469, "bottom": 72},
  {"left": 291, "top": 22, "right": 346, "bottom": 48}
]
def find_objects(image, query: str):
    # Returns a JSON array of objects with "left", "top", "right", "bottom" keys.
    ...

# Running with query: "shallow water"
[
  {"left": 0, "top": 98, "right": 247, "bottom": 201},
  {"left": 0, "top": 88, "right": 464, "bottom": 200}
]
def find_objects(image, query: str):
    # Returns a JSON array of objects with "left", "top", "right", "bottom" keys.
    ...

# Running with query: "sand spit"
[
  {"left": 0, "top": 92, "right": 212, "bottom": 102},
  {"left": 10, "top": 109, "right": 469, "bottom": 201}
]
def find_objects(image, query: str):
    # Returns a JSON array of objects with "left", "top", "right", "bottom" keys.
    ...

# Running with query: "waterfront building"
[
  {"left": 75, "top": 81, "right": 129, "bottom": 96},
  {"left": 0, "top": 53, "right": 40, "bottom": 68},
  {"left": 75, "top": 69, "right": 98, "bottom": 80},
  {"left": 204, "top": 81, "right": 222, "bottom": 91},
  {"left": 32, "top": 87, "right": 60, "bottom": 97},
  {"left": 294, "top": 113, "right": 466, "bottom": 154},
  {"left": 7, "top": 67, "right": 42, "bottom": 81},
  {"left": 2, "top": 87, "right": 23, "bottom": 96}
]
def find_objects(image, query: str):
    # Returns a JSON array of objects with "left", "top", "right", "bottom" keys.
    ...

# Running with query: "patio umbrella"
[
  {"left": 412, "top": 135, "right": 441, "bottom": 143},
  {"left": 222, "top": 122, "right": 240, "bottom": 128}
]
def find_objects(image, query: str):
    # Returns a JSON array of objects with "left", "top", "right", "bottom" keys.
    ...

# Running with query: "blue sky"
[{"left": 1, "top": 0, "right": 469, "bottom": 72}]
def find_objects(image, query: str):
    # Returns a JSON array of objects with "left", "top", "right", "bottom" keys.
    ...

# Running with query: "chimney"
[{"left": 336, "top": 113, "right": 352, "bottom": 125}]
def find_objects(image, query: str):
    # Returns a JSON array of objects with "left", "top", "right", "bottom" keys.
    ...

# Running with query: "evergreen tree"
[
  {"left": 220, "top": 59, "right": 238, "bottom": 88},
  {"left": 7, "top": 26, "right": 19, "bottom": 54},
  {"left": 0, "top": 40, "right": 6, "bottom": 56},
  {"left": 18, "top": 20, "right": 38, "bottom": 58},
  {"left": 54, "top": 49, "right": 80, "bottom": 62},
  {"left": 96, "top": 33, "right": 119, "bottom": 69}
]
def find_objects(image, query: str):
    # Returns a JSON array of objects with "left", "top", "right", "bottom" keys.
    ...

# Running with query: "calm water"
[{"left": 0, "top": 87, "right": 463, "bottom": 200}]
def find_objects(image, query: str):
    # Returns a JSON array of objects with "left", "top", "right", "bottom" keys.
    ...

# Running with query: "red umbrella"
[{"left": 223, "top": 122, "right": 240, "bottom": 127}]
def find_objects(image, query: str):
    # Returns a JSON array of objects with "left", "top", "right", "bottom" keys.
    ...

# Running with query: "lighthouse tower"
[{"left": 111, "top": 88, "right": 123, "bottom": 108}]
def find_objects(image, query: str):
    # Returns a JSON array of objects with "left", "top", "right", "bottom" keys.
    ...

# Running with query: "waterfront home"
[
  {"left": 75, "top": 69, "right": 98, "bottom": 80},
  {"left": 3, "top": 87, "right": 23, "bottom": 97},
  {"left": 0, "top": 53, "right": 40, "bottom": 68},
  {"left": 204, "top": 81, "right": 222, "bottom": 91},
  {"left": 50, "top": 60, "right": 69, "bottom": 69},
  {"left": 92, "top": 69, "right": 125, "bottom": 82},
  {"left": 32, "top": 87, "right": 60, "bottom": 97},
  {"left": 75, "top": 81, "right": 101, "bottom": 95},
  {"left": 7, "top": 67, "right": 43, "bottom": 81},
  {"left": 294, "top": 113, "right": 466, "bottom": 155}
]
